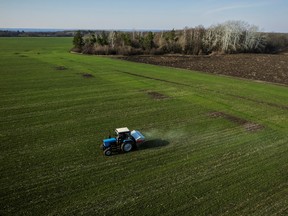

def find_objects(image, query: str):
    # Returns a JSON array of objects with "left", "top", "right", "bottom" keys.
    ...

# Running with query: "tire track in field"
[
  {"left": 116, "top": 70, "right": 192, "bottom": 87},
  {"left": 116, "top": 70, "right": 288, "bottom": 110}
]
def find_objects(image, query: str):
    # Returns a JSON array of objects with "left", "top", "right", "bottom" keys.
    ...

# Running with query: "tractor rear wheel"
[
  {"left": 121, "top": 143, "right": 133, "bottom": 152},
  {"left": 104, "top": 148, "right": 112, "bottom": 156}
]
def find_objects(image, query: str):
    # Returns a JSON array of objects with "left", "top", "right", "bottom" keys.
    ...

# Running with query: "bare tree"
[
  {"left": 203, "top": 21, "right": 265, "bottom": 54},
  {"left": 109, "top": 31, "right": 115, "bottom": 48},
  {"left": 203, "top": 24, "right": 223, "bottom": 53}
]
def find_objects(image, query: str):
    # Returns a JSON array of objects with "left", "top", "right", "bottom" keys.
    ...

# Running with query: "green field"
[{"left": 0, "top": 37, "right": 287, "bottom": 215}]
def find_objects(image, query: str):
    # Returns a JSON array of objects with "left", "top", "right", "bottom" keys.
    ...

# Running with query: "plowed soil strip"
[{"left": 120, "top": 54, "right": 288, "bottom": 85}]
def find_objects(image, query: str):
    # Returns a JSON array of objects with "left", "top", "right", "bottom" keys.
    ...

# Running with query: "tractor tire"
[
  {"left": 121, "top": 143, "right": 133, "bottom": 153},
  {"left": 104, "top": 148, "right": 112, "bottom": 156}
]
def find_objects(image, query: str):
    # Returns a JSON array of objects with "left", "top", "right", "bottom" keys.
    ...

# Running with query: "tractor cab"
[{"left": 115, "top": 127, "right": 131, "bottom": 143}]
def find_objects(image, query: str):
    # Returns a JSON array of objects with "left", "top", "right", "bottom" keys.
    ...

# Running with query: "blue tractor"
[{"left": 102, "top": 127, "right": 145, "bottom": 156}]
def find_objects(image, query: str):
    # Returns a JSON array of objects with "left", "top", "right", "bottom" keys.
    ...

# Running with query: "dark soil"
[
  {"left": 81, "top": 73, "right": 94, "bottom": 78},
  {"left": 120, "top": 54, "right": 288, "bottom": 85},
  {"left": 147, "top": 91, "right": 168, "bottom": 100},
  {"left": 243, "top": 122, "right": 264, "bottom": 132},
  {"left": 208, "top": 112, "right": 264, "bottom": 132},
  {"left": 55, "top": 66, "right": 68, "bottom": 70}
]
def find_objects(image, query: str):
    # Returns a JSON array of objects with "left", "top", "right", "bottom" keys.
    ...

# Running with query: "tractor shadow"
[{"left": 137, "top": 139, "right": 169, "bottom": 150}]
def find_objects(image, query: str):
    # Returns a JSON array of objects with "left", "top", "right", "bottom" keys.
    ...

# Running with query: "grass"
[{"left": 0, "top": 37, "right": 287, "bottom": 215}]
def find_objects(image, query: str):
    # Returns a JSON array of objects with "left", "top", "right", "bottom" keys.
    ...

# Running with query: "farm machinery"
[{"left": 101, "top": 127, "right": 145, "bottom": 156}]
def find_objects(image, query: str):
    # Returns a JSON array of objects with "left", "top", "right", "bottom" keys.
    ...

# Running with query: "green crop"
[{"left": 0, "top": 37, "right": 287, "bottom": 215}]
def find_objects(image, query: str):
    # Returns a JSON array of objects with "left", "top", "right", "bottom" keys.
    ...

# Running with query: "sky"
[{"left": 1, "top": 0, "right": 287, "bottom": 32}]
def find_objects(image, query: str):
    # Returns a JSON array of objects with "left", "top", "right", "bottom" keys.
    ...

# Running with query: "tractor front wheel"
[
  {"left": 104, "top": 148, "right": 112, "bottom": 156},
  {"left": 121, "top": 143, "right": 133, "bottom": 152}
]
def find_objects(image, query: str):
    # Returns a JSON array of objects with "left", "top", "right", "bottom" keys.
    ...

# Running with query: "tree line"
[
  {"left": 0, "top": 30, "right": 74, "bottom": 37},
  {"left": 72, "top": 21, "right": 288, "bottom": 55}
]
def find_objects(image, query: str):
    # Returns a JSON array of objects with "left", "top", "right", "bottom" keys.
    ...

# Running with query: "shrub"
[
  {"left": 82, "top": 45, "right": 95, "bottom": 55},
  {"left": 73, "top": 31, "right": 84, "bottom": 51},
  {"left": 94, "top": 46, "right": 108, "bottom": 55},
  {"left": 117, "top": 46, "right": 143, "bottom": 56},
  {"left": 149, "top": 48, "right": 165, "bottom": 55}
]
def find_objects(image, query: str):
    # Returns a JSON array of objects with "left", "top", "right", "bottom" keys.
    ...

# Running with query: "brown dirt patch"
[
  {"left": 147, "top": 91, "right": 168, "bottom": 100},
  {"left": 55, "top": 66, "right": 68, "bottom": 70},
  {"left": 243, "top": 122, "right": 264, "bottom": 132},
  {"left": 208, "top": 112, "right": 225, "bottom": 118},
  {"left": 120, "top": 54, "right": 288, "bottom": 85},
  {"left": 208, "top": 112, "right": 264, "bottom": 132},
  {"left": 81, "top": 73, "right": 94, "bottom": 78}
]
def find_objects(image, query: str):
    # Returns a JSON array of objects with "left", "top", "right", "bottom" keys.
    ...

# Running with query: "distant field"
[{"left": 0, "top": 37, "right": 287, "bottom": 215}]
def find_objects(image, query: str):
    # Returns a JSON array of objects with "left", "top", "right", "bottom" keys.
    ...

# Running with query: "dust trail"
[
  {"left": 142, "top": 129, "right": 188, "bottom": 141},
  {"left": 142, "top": 129, "right": 161, "bottom": 139}
]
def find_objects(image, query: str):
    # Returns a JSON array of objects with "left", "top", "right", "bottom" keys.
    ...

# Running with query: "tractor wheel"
[
  {"left": 104, "top": 148, "right": 112, "bottom": 156},
  {"left": 121, "top": 143, "right": 133, "bottom": 152}
]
